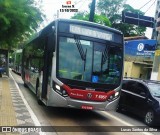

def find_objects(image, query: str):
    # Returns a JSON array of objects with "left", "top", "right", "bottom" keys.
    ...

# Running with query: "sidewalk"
[
  {"left": 0, "top": 76, "right": 17, "bottom": 126},
  {"left": 0, "top": 74, "right": 39, "bottom": 135}
]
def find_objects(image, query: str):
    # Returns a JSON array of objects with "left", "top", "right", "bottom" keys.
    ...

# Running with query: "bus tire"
[
  {"left": 116, "top": 104, "right": 122, "bottom": 112},
  {"left": 24, "top": 82, "right": 28, "bottom": 88},
  {"left": 36, "top": 87, "right": 43, "bottom": 105},
  {"left": 36, "top": 80, "right": 43, "bottom": 105}
]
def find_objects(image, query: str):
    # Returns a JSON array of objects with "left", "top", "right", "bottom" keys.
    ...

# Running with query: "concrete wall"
[
  {"left": 123, "top": 61, "right": 132, "bottom": 77},
  {"left": 157, "top": 64, "right": 160, "bottom": 80},
  {"left": 131, "top": 63, "right": 141, "bottom": 78},
  {"left": 124, "top": 61, "right": 149, "bottom": 79}
]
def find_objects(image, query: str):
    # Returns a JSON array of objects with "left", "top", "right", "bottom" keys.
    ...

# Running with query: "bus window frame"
[{"left": 56, "top": 32, "right": 123, "bottom": 91}]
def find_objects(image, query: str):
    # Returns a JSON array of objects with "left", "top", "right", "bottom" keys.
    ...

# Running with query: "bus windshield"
[{"left": 57, "top": 36, "right": 122, "bottom": 84}]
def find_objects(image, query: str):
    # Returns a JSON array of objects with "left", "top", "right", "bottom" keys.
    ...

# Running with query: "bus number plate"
[{"left": 81, "top": 105, "right": 93, "bottom": 110}]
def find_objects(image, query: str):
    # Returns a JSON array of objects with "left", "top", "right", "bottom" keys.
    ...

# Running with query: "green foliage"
[
  {"left": 0, "top": 0, "right": 44, "bottom": 50},
  {"left": 97, "top": 0, "right": 146, "bottom": 36},
  {"left": 94, "top": 14, "right": 111, "bottom": 26},
  {"left": 71, "top": 12, "right": 89, "bottom": 21},
  {"left": 97, "top": 0, "right": 125, "bottom": 24},
  {"left": 71, "top": 12, "right": 111, "bottom": 27}
]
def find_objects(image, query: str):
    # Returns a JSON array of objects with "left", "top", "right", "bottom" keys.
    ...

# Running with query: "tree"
[
  {"left": 0, "top": 0, "right": 44, "bottom": 50},
  {"left": 71, "top": 12, "right": 111, "bottom": 27},
  {"left": 71, "top": 12, "right": 89, "bottom": 21},
  {"left": 97, "top": 0, "right": 146, "bottom": 36},
  {"left": 121, "top": 4, "right": 146, "bottom": 36},
  {"left": 97, "top": 0, "right": 125, "bottom": 24}
]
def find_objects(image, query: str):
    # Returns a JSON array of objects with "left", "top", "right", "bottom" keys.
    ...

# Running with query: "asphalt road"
[{"left": 10, "top": 70, "right": 160, "bottom": 135}]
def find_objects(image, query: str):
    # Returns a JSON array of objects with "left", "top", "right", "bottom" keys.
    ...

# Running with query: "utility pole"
[
  {"left": 89, "top": 0, "right": 96, "bottom": 22},
  {"left": 151, "top": 0, "right": 160, "bottom": 80}
]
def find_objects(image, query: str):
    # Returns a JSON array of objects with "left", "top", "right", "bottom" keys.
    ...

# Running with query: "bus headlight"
[
  {"left": 55, "top": 84, "right": 60, "bottom": 90},
  {"left": 115, "top": 91, "right": 119, "bottom": 97},
  {"left": 53, "top": 82, "right": 68, "bottom": 97},
  {"left": 107, "top": 91, "right": 120, "bottom": 102}
]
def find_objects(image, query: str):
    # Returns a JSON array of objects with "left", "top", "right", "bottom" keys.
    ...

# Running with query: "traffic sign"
[{"left": 122, "top": 11, "right": 155, "bottom": 28}]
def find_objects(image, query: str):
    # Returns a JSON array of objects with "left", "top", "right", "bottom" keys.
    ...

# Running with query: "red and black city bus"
[{"left": 21, "top": 19, "right": 124, "bottom": 110}]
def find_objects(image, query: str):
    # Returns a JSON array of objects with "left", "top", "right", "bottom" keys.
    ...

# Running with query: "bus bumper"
[
  {"left": 47, "top": 88, "right": 120, "bottom": 111},
  {"left": 67, "top": 96, "right": 119, "bottom": 111}
]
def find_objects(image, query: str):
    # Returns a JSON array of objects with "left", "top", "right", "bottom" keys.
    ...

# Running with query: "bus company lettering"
[
  {"left": 95, "top": 94, "right": 108, "bottom": 100},
  {"left": 70, "top": 92, "right": 84, "bottom": 97}
]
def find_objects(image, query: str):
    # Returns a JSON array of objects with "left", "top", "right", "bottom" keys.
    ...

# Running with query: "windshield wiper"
[
  {"left": 102, "top": 45, "right": 109, "bottom": 65},
  {"left": 74, "top": 35, "right": 86, "bottom": 61},
  {"left": 74, "top": 35, "right": 87, "bottom": 71},
  {"left": 101, "top": 45, "right": 109, "bottom": 73}
]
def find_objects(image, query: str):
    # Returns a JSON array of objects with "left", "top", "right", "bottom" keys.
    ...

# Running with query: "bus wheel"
[
  {"left": 24, "top": 82, "right": 28, "bottom": 88},
  {"left": 36, "top": 86, "right": 43, "bottom": 105},
  {"left": 116, "top": 104, "right": 122, "bottom": 112}
]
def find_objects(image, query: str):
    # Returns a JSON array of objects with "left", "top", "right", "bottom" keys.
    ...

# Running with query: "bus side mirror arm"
[
  {"left": 52, "top": 26, "right": 55, "bottom": 32},
  {"left": 53, "top": 52, "right": 55, "bottom": 56},
  {"left": 52, "top": 26, "right": 56, "bottom": 52}
]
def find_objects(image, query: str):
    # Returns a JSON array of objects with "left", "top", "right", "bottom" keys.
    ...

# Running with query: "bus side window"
[
  {"left": 47, "top": 32, "right": 55, "bottom": 52},
  {"left": 26, "top": 57, "right": 29, "bottom": 69}
]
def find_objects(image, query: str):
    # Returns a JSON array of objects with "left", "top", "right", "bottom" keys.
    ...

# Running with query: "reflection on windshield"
[
  {"left": 58, "top": 37, "right": 122, "bottom": 84},
  {"left": 148, "top": 84, "right": 160, "bottom": 97}
]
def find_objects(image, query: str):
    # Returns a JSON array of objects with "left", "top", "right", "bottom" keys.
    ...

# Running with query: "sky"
[
  {"left": 40, "top": 0, "right": 157, "bottom": 38},
  {"left": 126, "top": 0, "right": 157, "bottom": 38},
  {"left": 40, "top": 0, "right": 91, "bottom": 27}
]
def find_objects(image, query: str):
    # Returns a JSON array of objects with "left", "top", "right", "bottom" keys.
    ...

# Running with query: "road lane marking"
[
  {"left": 100, "top": 111, "right": 154, "bottom": 135},
  {"left": 9, "top": 70, "right": 155, "bottom": 135},
  {"left": 10, "top": 72, "right": 46, "bottom": 135}
]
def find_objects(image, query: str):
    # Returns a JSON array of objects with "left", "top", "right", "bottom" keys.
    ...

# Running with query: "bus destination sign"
[{"left": 70, "top": 24, "right": 113, "bottom": 41}]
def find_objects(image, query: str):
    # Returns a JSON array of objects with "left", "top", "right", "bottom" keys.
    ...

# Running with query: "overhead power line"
[
  {"left": 144, "top": 0, "right": 156, "bottom": 14},
  {"left": 139, "top": 0, "right": 154, "bottom": 10},
  {"left": 74, "top": 0, "right": 82, "bottom": 5}
]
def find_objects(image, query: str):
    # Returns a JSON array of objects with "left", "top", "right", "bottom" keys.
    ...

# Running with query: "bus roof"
[
  {"left": 24, "top": 18, "right": 123, "bottom": 47},
  {"left": 56, "top": 18, "right": 122, "bottom": 34}
]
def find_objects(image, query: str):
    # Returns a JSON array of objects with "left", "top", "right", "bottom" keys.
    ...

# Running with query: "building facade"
[
  {"left": 151, "top": 0, "right": 160, "bottom": 80},
  {"left": 124, "top": 37, "right": 156, "bottom": 79}
]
